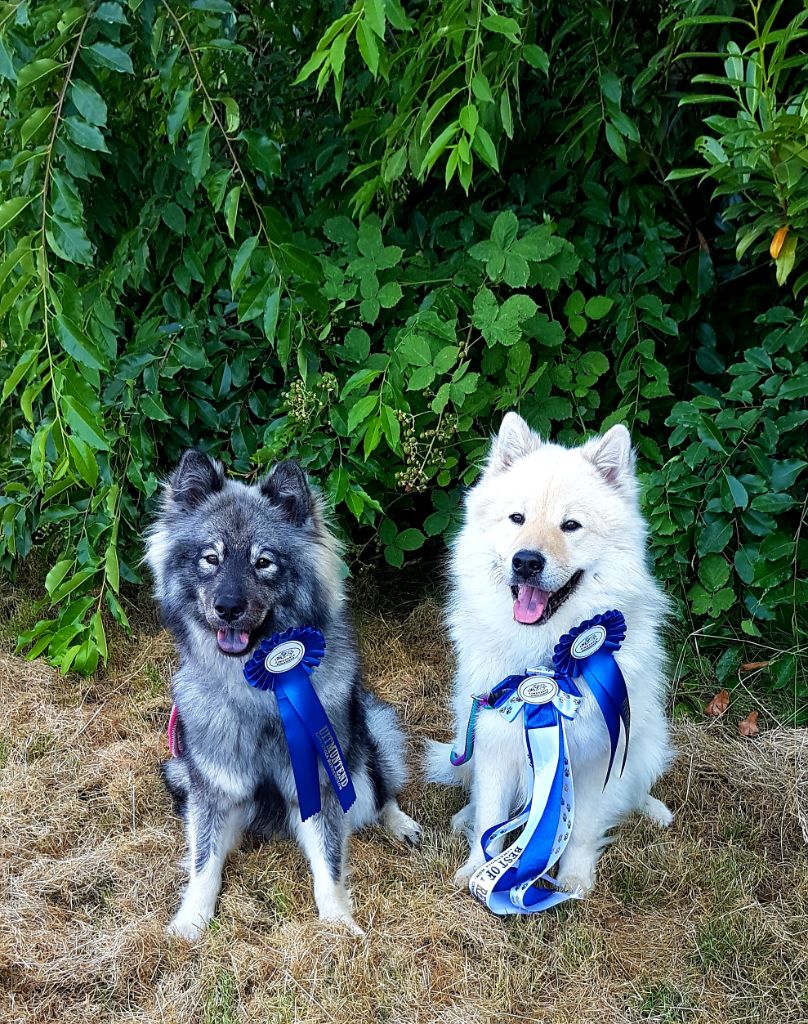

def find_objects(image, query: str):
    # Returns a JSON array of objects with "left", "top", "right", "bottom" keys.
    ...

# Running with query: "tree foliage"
[{"left": 0, "top": 0, "right": 805, "bottom": 713}]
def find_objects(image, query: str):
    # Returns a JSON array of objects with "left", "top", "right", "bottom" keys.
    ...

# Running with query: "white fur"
[{"left": 430, "top": 413, "right": 674, "bottom": 895}]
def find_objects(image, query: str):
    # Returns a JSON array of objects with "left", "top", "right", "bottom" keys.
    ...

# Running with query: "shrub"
[{"left": 0, "top": 0, "right": 804, "bottom": 713}]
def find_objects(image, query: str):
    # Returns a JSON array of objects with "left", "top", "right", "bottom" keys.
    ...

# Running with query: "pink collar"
[{"left": 167, "top": 704, "right": 182, "bottom": 757}]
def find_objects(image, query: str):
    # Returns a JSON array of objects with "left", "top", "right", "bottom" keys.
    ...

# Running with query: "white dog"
[{"left": 428, "top": 413, "right": 674, "bottom": 896}]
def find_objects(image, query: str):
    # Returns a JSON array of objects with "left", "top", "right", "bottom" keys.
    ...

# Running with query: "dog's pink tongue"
[
  {"left": 513, "top": 585, "right": 549, "bottom": 624},
  {"left": 217, "top": 628, "right": 250, "bottom": 655}
]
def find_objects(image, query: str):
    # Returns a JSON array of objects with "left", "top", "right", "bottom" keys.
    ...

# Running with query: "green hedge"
[{"left": 0, "top": 0, "right": 805, "bottom": 714}]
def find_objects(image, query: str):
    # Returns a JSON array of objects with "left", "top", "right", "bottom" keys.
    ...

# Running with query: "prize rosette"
[
  {"left": 243, "top": 625, "right": 355, "bottom": 820},
  {"left": 244, "top": 625, "right": 326, "bottom": 691},
  {"left": 553, "top": 609, "right": 630, "bottom": 786}
]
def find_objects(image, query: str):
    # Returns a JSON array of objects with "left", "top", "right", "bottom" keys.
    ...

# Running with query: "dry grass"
[{"left": 1, "top": 598, "right": 806, "bottom": 1024}]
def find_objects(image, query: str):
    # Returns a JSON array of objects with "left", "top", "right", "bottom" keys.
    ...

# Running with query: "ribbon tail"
[
  {"left": 583, "top": 653, "right": 630, "bottom": 783},
  {"left": 275, "top": 686, "right": 321, "bottom": 821},
  {"left": 281, "top": 671, "right": 356, "bottom": 814}
]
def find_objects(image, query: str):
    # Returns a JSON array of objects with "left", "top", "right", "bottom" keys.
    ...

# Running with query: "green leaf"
[
  {"left": 725, "top": 473, "right": 749, "bottom": 509},
  {"left": 481, "top": 14, "right": 520, "bottom": 41},
  {"left": 365, "top": 0, "right": 386, "bottom": 38},
  {"left": 86, "top": 42, "right": 134, "bottom": 74},
  {"left": 523, "top": 44, "right": 549, "bottom": 73},
  {"left": 492, "top": 211, "right": 518, "bottom": 250},
  {"left": 62, "top": 396, "right": 110, "bottom": 451},
  {"left": 1, "top": 347, "right": 38, "bottom": 406},
  {"left": 70, "top": 81, "right": 107, "bottom": 126},
  {"left": 230, "top": 234, "right": 258, "bottom": 293},
  {"left": 472, "top": 125, "right": 499, "bottom": 171},
  {"left": 697, "top": 518, "right": 733, "bottom": 556},
  {"left": 105, "top": 544, "right": 120, "bottom": 592},
  {"left": 223, "top": 184, "right": 241, "bottom": 240},
  {"left": 471, "top": 72, "right": 494, "bottom": 104},
  {"left": 45, "top": 559, "right": 73, "bottom": 597},
  {"left": 263, "top": 289, "right": 280, "bottom": 344},
  {"left": 167, "top": 82, "right": 192, "bottom": 145},
  {"left": 604, "top": 122, "right": 627, "bottom": 162},
  {"left": 585, "top": 296, "right": 614, "bottom": 319},
  {"left": 67, "top": 435, "right": 98, "bottom": 486},
  {"left": 699, "top": 553, "right": 731, "bottom": 591},
  {"left": 243, "top": 130, "right": 281, "bottom": 179},
  {"left": 65, "top": 117, "right": 108, "bottom": 152},
  {"left": 20, "top": 106, "right": 54, "bottom": 147},
  {"left": 347, "top": 393, "right": 378, "bottom": 431},
  {"left": 162, "top": 202, "right": 186, "bottom": 235},
  {"left": 17, "top": 58, "right": 63, "bottom": 90},
  {"left": 356, "top": 19, "right": 379, "bottom": 76},
  {"left": 398, "top": 335, "right": 432, "bottom": 366},
  {"left": 396, "top": 528, "right": 426, "bottom": 551},
  {"left": 188, "top": 123, "right": 211, "bottom": 183},
  {"left": 0, "top": 196, "right": 33, "bottom": 233},
  {"left": 377, "top": 281, "right": 402, "bottom": 307},
  {"left": 55, "top": 314, "right": 110, "bottom": 371},
  {"left": 407, "top": 365, "right": 436, "bottom": 390}
]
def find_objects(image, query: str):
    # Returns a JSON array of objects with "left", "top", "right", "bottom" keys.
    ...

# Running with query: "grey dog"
[{"left": 146, "top": 451, "right": 420, "bottom": 938}]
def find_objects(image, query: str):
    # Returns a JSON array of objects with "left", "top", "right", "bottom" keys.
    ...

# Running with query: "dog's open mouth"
[
  {"left": 216, "top": 628, "right": 251, "bottom": 656},
  {"left": 510, "top": 570, "right": 584, "bottom": 625}
]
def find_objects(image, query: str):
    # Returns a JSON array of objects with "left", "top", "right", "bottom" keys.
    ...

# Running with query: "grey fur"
[{"left": 146, "top": 451, "right": 421, "bottom": 939}]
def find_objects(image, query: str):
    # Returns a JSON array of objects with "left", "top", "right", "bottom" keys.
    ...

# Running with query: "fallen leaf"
[
  {"left": 740, "top": 661, "right": 769, "bottom": 672},
  {"left": 770, "top": 225, "right": 789, "bottom": 259},
  {"left": 738, "top": 710, "right": 760, "bottom": 738},
  {"left": 705, "top": 689, "right": 730, "bottom": 717}
]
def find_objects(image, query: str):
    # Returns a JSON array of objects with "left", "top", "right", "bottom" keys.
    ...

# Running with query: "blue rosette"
[
  {"left": 243, "top": 625, "right": 355, "bottom": 820},
  {"left": 245, "top": 625, "right": 326, "bottom": 691},
  {"left": 553, "top": 610, "right": 630, "bottom": 787}
]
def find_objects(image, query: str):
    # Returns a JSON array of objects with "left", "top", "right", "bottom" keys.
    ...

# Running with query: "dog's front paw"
[
  {"left": 382, "top": 801, "right": 422, "bottom": 846},
  {"left": 555, "top": 856, "right": 596, "bottom": 897},
  {"left": 451, "top": 804, "right": 472, "bottom": 836},
  {"left": 320, "top": 908, "right": 366, "bottom": 937},
  {"left": 167, "top": 911, "right": 208, "bottom": 942},
  {"left": 453, "top": 857, "right": 483, "bottom": 889}
]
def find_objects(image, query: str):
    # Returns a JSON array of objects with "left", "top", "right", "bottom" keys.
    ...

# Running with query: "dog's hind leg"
[
  {"left": 642, "top": 794, "right": 673, "bottom": 827},
  {"left": 168, "top": 799, "right": 248, "bottom": 941},
  {"left": 292, "top": 796, "right": 364, "bottom": 936}
]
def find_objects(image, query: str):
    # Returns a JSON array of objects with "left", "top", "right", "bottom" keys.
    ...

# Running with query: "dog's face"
[
  {"left": 146, "top": 453, "right": 341, "bottom": 656},
  {"left": 463, "top": 413, "right": 642, "bottom": 626}
]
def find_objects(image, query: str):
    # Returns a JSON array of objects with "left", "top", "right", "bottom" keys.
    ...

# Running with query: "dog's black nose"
[
  {"left": 512, "top": 550, "right": 546, "bottom": 579},
  {"left": 215, "top": 597, "right": 246, "bottom": 622}
]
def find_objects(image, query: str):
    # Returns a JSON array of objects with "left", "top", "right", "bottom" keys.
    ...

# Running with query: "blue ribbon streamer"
[
  {"left": 462, "top": 610, "right": 630, "bottom": 915},
  {"left": 244, "top": 626, "right": 356, "bottom": 821},
  {"left": 553, "top": 609, "right": 630, "bottom": 787}
]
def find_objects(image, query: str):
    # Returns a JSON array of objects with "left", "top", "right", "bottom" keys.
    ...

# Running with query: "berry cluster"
[
  {"left": 284, "top": 374, "right": 338, "bottom": 426},
  {"left": 393, "top": 410, "right": 457, "bottom": 493}
]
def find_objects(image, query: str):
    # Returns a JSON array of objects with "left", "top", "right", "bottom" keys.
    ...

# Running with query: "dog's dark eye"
[
  {"left": 509, "top": 513, "right": 525, "bottom": 525},
  {"left": 561, "top": 520, "right": 582, "bottom": 532},
  {"left": 255, "top": 557, "right": 272, "bottom": 570},
  {"left": 204, "top": 553, "right": 220, "bottom": 565}
]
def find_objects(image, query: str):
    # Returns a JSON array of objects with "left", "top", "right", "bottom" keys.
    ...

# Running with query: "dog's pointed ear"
[
  {"left": 260, "top": 461, "right": 312, "bottom": 526},
  {"left": 487, "top": 412, "right": 541, "bottom": 473},
  {"left": 581, "top": 424, "right": 635, "bottom": 486},
  {"left": 168, "top": 450, "right": 225, "bottom": 510}
]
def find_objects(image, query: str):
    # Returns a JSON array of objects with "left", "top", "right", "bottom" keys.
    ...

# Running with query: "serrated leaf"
[
  {"left": 396, "top": 528, "right": 426, "bottom": 551},
  {"left": 407, "top": 365, "right": 436, "bottom": 390},
  {"left": 585, "top": 295, "right": 614, "bottom": 319}
]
